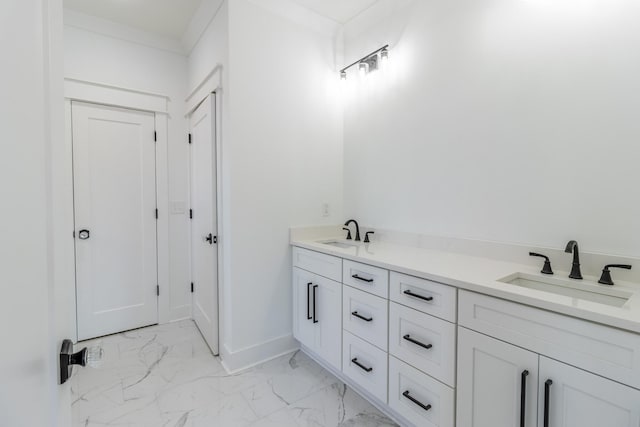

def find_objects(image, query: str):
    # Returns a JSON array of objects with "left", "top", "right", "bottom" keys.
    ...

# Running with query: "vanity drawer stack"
[
  {"left": 342, "top": 260, "right": 390, "bottom": 402},
  {"left": 388, "top": 272, "right": 457, "bottom": 427},
  {"left": 293, "top": 247, "right": 458, "bottom": 427}
]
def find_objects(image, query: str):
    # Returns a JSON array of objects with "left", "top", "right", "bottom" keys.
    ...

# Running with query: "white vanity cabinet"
[
  {"left": 292, "top": 248, "right": 342, "bottom": 371},
  {"left": 292, "top": 243, "right": 640, "bottom": 427},
  {"left": 458, "top": 291, "right": 640, "bottom": 427},
  {"left": 538, "top": 357, "right": 640, "bottom": 427},
  {"left": 457, "top": 327, "right": 539, "bottom": 427}
]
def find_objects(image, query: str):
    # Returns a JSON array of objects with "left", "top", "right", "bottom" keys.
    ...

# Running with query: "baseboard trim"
[{"left": 219, "top": 333, "right": 298, "bottom": 374}]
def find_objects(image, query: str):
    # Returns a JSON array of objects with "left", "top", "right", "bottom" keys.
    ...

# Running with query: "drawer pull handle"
[
  {"left": 403, "top": 290, "right": 433, "bottom": 302},
  {"left": 351, "top": 311, "right": 373, "bottom": 322},
  {"left": 403, "top": 334, "right": 433, "bottom": 350},
  {"left": 352, "top": 274, "right": 374, "bottom": 283},
  {"left": 402, "top": 390, "right": 432, "bottom": 412},
  {"left": 351, "top": 358, "right": 373, "bottom": 372}
]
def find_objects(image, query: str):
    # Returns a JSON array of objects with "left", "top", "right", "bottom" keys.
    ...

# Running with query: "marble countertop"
[{"left": 291, "top": 236, "right": 640, "bottom": 334}]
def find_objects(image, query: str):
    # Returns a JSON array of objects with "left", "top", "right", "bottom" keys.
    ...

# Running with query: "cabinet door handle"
[
  {"left": 403, "top": 290, "right": 433, "bottom": 302},
  {"left": 520, "top": 370, "right": 529, "bottom": 427},
  {"left": 352, "top": 274, "right": 374, "bottom": 283},
  {"left": 306, "top": 282, "right": 313, "bottom": 320},
  {"left": 351, "top": 358, "right": 373, "bottom": 372},
  {"left": 402, "top": 391, "right": 432, "bottom": 412},
  {"left": 351, "top": 311, "right": 373, "bottom": 322},
  {"left": 312, "top": 285, "right": 318, "bottom": 324},
  {"left": 403, "top": 334, "right": 432, "bottom": 350},
  {"left": 544, "top": 379, "right": 553, "bottom": 427}
]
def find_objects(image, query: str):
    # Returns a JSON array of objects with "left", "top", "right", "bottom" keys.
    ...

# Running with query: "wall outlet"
[{"left": 322, "top": 203, "right": 330, "bottom": 217}]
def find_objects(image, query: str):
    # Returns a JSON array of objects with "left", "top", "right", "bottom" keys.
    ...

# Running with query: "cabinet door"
[
  {"left": 293, "top": 267, "right": 316, "bottom": 349},
  {"left": 539, "top": 357, "right": 640, "bottom": 427},
  {"left": 313, "top": 275, "right": 342, "bottom": 371},
  {"left": 457, "top": 327, "right": 538, "bottom": 427}
]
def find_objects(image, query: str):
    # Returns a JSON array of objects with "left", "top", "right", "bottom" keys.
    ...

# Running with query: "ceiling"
[
  {"left": 289, "top": 0, "right": 380, "bottom": 24},
  {"left": 63, "top": 0, "right": 204, "bottom": 39}
]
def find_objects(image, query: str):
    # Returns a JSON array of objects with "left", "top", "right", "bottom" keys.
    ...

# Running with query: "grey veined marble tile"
[{"left": 72, "top": 321, "right": 397, "bottom": 427}]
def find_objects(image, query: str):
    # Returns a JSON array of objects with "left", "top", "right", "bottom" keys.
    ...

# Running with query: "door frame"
[
  {"left": 187, "top": 92, "right": 221, "bottom": 353},
  {"left": 64, "top": 78, "right": 171, "bottom": 342}
]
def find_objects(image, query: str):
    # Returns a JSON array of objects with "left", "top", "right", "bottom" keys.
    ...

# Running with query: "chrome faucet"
[
  {"left": 565, "top": 240, "right": 583, "bottom": 280},
  {"left": 344, "top": 219, "right": 361, "bottom": 242}
]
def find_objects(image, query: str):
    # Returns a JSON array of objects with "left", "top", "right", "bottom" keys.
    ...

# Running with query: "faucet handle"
[
  {"left": 598, "top": 264, "right": 632, "bottom": 286},
  {"left": 529, "top": 252, "right": 554, "bottom": 275},
  {"left": 364, "top": 231, "right": 375, "bottom": 243},
  {"left": 342, "top": 227, "right": 352, "bottom": 240}
]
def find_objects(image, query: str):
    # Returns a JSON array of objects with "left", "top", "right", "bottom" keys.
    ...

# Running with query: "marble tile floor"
[{"left": 71, "top": 320, "right": 398, "bottom": 427}]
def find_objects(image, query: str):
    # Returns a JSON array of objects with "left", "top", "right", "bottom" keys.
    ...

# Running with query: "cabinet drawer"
[
  {"left": 389, "top": 303, "right": 456, "bottom": 387},
  {"left": 389, "top": 356, "right": 455, "bottom": 427},
  {"left": 459, "top": 290, "right": 640, "bottom": 389},
  {"left": 343, "top": 286, "right": 388, "bottom": 351},
  {"left": 343, "top": 331, "right": 388, "bottom": 403},
  {"left": 343, "top": 260, "right": 389, "bottom": 298},
  {"left": 390, "top": 272, "right": 456, "bottom": 322},
  {"left": 292, "top": 247, "right": 342, "bottom": 282}
]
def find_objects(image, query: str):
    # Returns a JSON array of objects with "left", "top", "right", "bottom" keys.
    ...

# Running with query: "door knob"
[
  {"left": 205, "top": 233, "right": 213, "bottom": 244},
  {"left": 78, "top": 229, "right": 90, "bottom": 240}
]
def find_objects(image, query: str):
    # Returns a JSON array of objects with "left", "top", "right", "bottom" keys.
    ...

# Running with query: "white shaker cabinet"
[
  {"left": 457, "top": 327, "right": 539, "bottom": 427},
  {"left": 539, "top": 357, "right": 640, "bottom": 427},
  {"left": 292, "top": 267, "right": 342, "bottom": 371}
]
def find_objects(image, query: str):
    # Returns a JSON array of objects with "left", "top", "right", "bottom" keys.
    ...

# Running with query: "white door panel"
[
  {"left": 457, "top": 327, "right": 539, "bottom": 427},
  {"left": 73, "top": 102, "right": 158, "bottom": 340},
  {"left": 539, "top": 357, "right": 640, "bottom": 427},
  {"left": 190, "top": 95, "right": 219, "bottom": 354}
]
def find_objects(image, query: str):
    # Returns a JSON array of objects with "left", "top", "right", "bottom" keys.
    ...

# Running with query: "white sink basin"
[
  {"left": 317, "top": 239, "right": 360, "bottom": 249},
  {"left": 498, "top": 272, "right": 633, "bottom": 307}
]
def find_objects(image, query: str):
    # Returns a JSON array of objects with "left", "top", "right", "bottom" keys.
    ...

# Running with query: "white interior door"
[
  {"left": 73, "top": 101, "right": 158, "bottom": 341},
  {"left": 190, "top": 94, "right": 219, "bottom": 354}
]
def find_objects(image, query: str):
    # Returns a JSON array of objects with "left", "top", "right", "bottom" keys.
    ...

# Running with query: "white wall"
[
  {"left": 188, "top": 0, "right": 344, "bottom": 368},
  {"left": 226, "top": 0, "right": 343, "bottom": 358},
  {"left": 343, "top": 0, "right": 640, "bottom": 257},
  {"left": 64, "top": 21, "right": 192, "bottom": 321}
]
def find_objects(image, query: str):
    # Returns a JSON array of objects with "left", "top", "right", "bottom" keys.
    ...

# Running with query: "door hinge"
[
  {"left": 188, "top": 133, "right": 192, "bottom": 144},
  {"left": 156, "top": 285, "right": 160, "bottom": 296},
  {"left": 154, "top": 131, "right": 157, "bottom": 142},
  {"left": 189, "top": 209, "right": 193, "bottom": 219},
  {"left": 191, "top": 282, "right": 194, "bottom": 293},
  {"left": 155, "top": 208, "right": 158, "bottom": 219}
]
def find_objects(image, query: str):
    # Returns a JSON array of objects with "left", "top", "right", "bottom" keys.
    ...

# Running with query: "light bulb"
[
  {"left": 358, "top": 62, "right": 369, "bottom": 76},
  {"left": 380, "top": 48, "right": 389, "bottom": 62},
  {"left": 340, "top": 71, "right": 347, "bottom": 80}
]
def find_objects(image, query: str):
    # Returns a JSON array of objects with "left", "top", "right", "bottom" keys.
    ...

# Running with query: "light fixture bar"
[{"left": 340, "top": 44, "right": 389, "bottom": 75}]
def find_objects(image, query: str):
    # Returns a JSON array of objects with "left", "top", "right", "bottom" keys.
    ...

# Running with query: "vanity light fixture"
[{"left": 340, "top": 44, "right": 389, "bottom": 80}]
